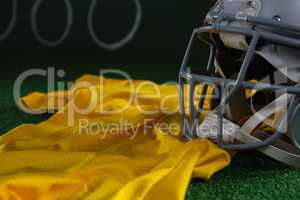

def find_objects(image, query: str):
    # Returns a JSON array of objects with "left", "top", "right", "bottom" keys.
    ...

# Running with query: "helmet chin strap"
[{"left": 197, "top": 92, "right": 300, "bottom": 168}]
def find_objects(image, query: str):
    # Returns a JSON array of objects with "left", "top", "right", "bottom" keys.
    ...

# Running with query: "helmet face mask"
[{"left": 179, "top": 0, "right": 300, "bottom": 167}]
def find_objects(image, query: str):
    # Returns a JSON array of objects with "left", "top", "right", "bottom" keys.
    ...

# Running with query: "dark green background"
[
  {"left": 0, "top": 0, "right": 214, "bottom": 65},
  {"left": 0, "top": 0, "right": 300, "bottom": 199}
]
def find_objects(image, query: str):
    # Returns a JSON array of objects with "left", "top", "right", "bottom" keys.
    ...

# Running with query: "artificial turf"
[{"left": 1, "top": 64, "right": 300, "bottom": 200}]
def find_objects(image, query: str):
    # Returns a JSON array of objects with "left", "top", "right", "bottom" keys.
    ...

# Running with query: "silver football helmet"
[{"left": 179, "top": 0, "right": 300, "bottom": 167}]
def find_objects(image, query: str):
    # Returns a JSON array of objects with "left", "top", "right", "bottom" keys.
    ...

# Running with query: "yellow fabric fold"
[{"left": 0, "top": 74, "right": 230, "bottom": 200}]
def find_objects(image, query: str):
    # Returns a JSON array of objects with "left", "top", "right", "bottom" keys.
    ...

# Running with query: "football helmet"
[{"left": 179, "top": 0, "right": 300, "bottom": 167}]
